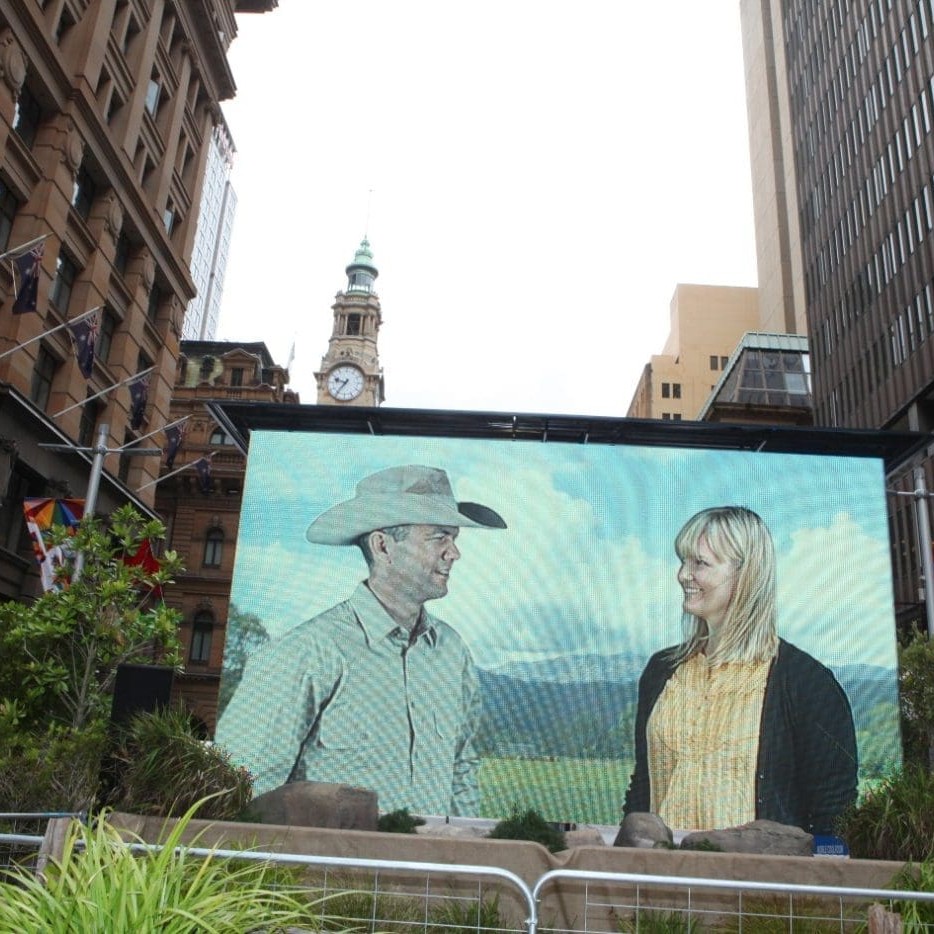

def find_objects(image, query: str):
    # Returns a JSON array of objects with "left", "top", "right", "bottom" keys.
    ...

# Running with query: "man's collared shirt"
[{"left": 216, "top": 582, "right": 481, "bottom": 816}]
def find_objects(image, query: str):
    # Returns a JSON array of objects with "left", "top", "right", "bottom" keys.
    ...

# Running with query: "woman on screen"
[{"left": 622, "top": 505, "right": 857, "bottom": 836}]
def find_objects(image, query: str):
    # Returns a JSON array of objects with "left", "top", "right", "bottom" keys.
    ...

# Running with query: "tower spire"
[
  {"left": 345, "top": 237, "right": 378, "bottom": 294},
  {"left": 314, "top": 236, "right": 384, "bottom": 406}
]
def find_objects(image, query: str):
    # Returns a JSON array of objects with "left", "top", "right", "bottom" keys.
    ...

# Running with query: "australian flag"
[
  {"left": 128, "top": 374, "right": 149, "bottom": 430},
  {"left": 194, "top": 455, "right": 212, "bottom": 494},
  {"left": 67, "top": 311, "right": 99, "bottom": 379},
  {"left": 11, "top": 242, "right": 44, "bottom": 314},
  {"left": 164, "top": 423, "right": 185, "bottom": 469}
]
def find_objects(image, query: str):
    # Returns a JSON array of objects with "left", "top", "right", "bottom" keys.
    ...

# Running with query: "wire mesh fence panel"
[
  {"left": 0, "top": 814, "right": 49, "bottom": 874},
  {"left": 534, "top": 869, "right": 934, "bottom": 933},
  {"left": 0, "top": 813, "right": 85, "bottom": 876}
]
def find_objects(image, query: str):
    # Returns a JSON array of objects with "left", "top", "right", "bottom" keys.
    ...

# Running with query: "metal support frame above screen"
[{"left": 205, "top": 402, "right": 932, "bottom": 476}]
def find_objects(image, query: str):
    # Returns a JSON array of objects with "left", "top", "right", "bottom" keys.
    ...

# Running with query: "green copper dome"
[
  {"left": 347, "top": 238, "right": 377, "bottom": 274},
  {"left": 345, "top": 237, "right": 378, "bottom": 293}
]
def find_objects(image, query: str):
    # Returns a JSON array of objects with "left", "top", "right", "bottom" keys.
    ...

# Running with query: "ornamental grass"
[{"left": 0, "top": 800, "right": 325, "bottom": 933}]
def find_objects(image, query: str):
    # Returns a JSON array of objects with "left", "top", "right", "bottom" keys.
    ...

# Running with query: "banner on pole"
[{"left": 23, "top": 497, "right": 84, "bottom": 591}]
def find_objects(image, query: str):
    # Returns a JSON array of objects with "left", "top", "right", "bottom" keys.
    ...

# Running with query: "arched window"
[
  {"left": 189, "top": 611, "right": 213, "bottom": 664},
  {"left": 202, "top": 528, "right": 223, "bottom": 568}
]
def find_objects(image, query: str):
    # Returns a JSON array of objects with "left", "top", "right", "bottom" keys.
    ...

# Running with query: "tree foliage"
[
  {"left": 898, "top": 629, "right": 934, "bottom": 767},
  {"left": 0, "top": 505, "right": 184, "bottom": 809},
  {"left": 217, "top": 603, "right": 269, "bottom": 719}
]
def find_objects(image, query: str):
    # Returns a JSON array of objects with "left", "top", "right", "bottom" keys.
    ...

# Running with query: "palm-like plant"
[{"left": 0, "top": 801, "right": 319, "bottom": 932}]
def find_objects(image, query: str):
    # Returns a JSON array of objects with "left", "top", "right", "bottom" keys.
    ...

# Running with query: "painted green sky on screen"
[{"left": 230, "top": 431, "right": 896, "bottom": 672}]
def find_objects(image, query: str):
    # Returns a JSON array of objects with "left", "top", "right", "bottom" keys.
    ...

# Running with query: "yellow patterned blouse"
[{"left": 647, "top": 653, "right": 770, "bottom": 831}]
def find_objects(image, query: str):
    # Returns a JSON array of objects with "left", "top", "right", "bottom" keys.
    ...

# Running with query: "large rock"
[
  {"left": 415, "top": 823, "right": 491, "bottom": 840},
  {"left": 244, "top": 781, "right": 379, "bottom": 831},
  {"left": 565, "top": 827, "right": 607, "bottom": 848},
  {"left": 681, "top": 819, "right": 813, "bottom": 856},
  {"left": 613, "top": 812, "right": 674, "bottom": 849}
]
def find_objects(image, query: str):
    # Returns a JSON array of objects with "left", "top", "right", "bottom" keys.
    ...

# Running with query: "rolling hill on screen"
[{"left": 475, "top": 654, "right": 897, "bottom": 765}]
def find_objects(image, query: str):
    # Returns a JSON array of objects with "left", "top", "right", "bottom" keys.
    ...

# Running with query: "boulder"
[
  {"left": 415, "top": 822, "right": 491, "bottom": 840},
  {"left": 613, "top": 812, "right": 674, "bottom": 849},
  {"left": 680, "top": 819, "right": 813, "bottom": 856},
  {"left": 565, "top": 827, "right": 607, "bottom": 848},
  {"left": 244, "top": 781, "right": 378, "bottom": 831}
]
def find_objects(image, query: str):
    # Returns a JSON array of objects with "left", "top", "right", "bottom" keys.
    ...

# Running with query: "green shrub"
[
  {"left": 0, "top": 719, "right": 107, "bottom": 812},
  {"left": 899, "top": 630, "right": 934, "bottom": 768},
  {"left": 377, "top": 808, "right": 425, "bottom": 833},
  {"left": 103, "top": 707, "right": 252, "bottom": 820},
  {"left": 837, "top": 764, "right": 934, "bottom": 861},
  {"left": 0, "top": 801, "right": 322, "bottom": 932},
  {"left": 892, "top": 859, "right": 934, "bottom": 927},
  {"left": 487, "top": 806, "right": 566, "bottom": 852},
  {"left": 314, "top": 887, "right": 503, "bottom": 933}
]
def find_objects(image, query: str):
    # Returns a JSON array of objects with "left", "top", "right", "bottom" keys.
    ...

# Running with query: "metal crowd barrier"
[
  {"left": 110, "top": 841, "right": 934, "bottom": 932},
  {"left": 0, "top": 812, "right": 85, "bottom": 873}
]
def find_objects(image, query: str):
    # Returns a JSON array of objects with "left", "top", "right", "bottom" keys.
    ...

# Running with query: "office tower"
[
  {"left": 184, "top": 123, "right": 237, "bottom": 341},
  {"left": 627, "top": 284, "right": 760, "bottom": 420},
  {"left": 741, "top": 0, "right": 934, "bottom": 615}
]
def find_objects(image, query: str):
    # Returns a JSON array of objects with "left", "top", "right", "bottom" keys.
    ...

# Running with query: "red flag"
[
  {"left": 11, "top": 242, "right": 44, "bottom": 314},
  {"left": 124, "top": 537, "right": 163, "bottom": 597}
]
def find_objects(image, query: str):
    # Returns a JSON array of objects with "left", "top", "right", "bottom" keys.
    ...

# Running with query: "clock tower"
[{"left": 315, "top": 238, "right": 385, "bottom": 406}]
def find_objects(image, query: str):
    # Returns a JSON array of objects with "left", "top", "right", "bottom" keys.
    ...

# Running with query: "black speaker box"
[{"left": 110, "top": 663, "right": 173, "bottom": 724}]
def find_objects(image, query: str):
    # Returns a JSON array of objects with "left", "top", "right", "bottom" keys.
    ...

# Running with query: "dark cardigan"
[{"left": 622, "top": 639, "right": 858, "bottom": 835}]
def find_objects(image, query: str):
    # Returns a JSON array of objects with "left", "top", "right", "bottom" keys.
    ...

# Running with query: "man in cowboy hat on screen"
[{"left": 217, "top": 464, "right": 506, "bottom": 817}]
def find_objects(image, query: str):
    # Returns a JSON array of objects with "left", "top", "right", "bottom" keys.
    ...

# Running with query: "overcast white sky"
[{"left": 216, "top": 2, "right": 758, "bottom": 417}]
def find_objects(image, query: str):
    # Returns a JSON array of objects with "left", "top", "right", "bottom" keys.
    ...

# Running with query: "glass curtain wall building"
[{"left": 741, "top": 0, "right": 934, "bottom": 618}]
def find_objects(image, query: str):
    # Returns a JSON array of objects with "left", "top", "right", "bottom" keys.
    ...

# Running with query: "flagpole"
[
  {"left": 118, "top": 414, "right": 189, "bottom": 452},
  {"left": 0, "top": 232, "right": 50, "bottom": 264},
  {"left": 0, "top": 306, "right": 100, "bottom": 363},
  {"left": 51, "top": 364, "right": 154, "bottom": 419},
  {"left": 136, "top": 455, "right": 205, "bottom": 493},
  {"left": 70, "top": 423, "right": 108, "bottom": 581}
]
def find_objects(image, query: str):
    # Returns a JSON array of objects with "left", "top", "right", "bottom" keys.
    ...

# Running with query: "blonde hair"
[{"left": 671, "top": 506, "right": 778, "bottom": 665}]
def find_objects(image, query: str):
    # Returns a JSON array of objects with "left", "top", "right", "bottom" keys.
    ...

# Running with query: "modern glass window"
[
  {"left": 189, "top": 612, "right": 213, "bottom": 664},
  {"left": 13, "top": 85, "right": 41, "bottom": 147},
  {"left": 147, "top": 283, "right": 162, "bottom": 322},
  {"left": 71, "top": 164, "right": 96, "bottom": 220},
  {"left": 77, "top": 397, "right": 99, "bottom": 447},
  {"left": 0, "top": 179, "right": 18, "bottom": 251},
  {"left": 144, "top": 78, "right": 161, "bottom": 116},
  {"left": 203, "top": 528, "right": 223, "bottom": 568},
  {"left": 49, "top": 252, "right": 78, "bottom": 313},
  {"left": 97, "top": 309, "right": 116, "bottom": 364},
  {"left": 30, "top": 346, "right": 58, "bottom": 409},
  {"left": 114, "top": 232, "right": 130, "bottom": 275}
]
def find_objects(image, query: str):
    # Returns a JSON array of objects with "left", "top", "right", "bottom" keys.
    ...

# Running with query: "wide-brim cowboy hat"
[{"left": 306, "top": 464, "right": 507, "bottom": 545}]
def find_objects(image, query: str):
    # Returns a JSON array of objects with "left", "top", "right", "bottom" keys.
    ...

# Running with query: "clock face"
[{"left": 327, "top": 364, "right": 365, "bottom": 401}]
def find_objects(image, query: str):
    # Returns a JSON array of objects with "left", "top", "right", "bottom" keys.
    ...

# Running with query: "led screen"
[{"left": 216, "top": 429, "right": 901, "bottom": 828}]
